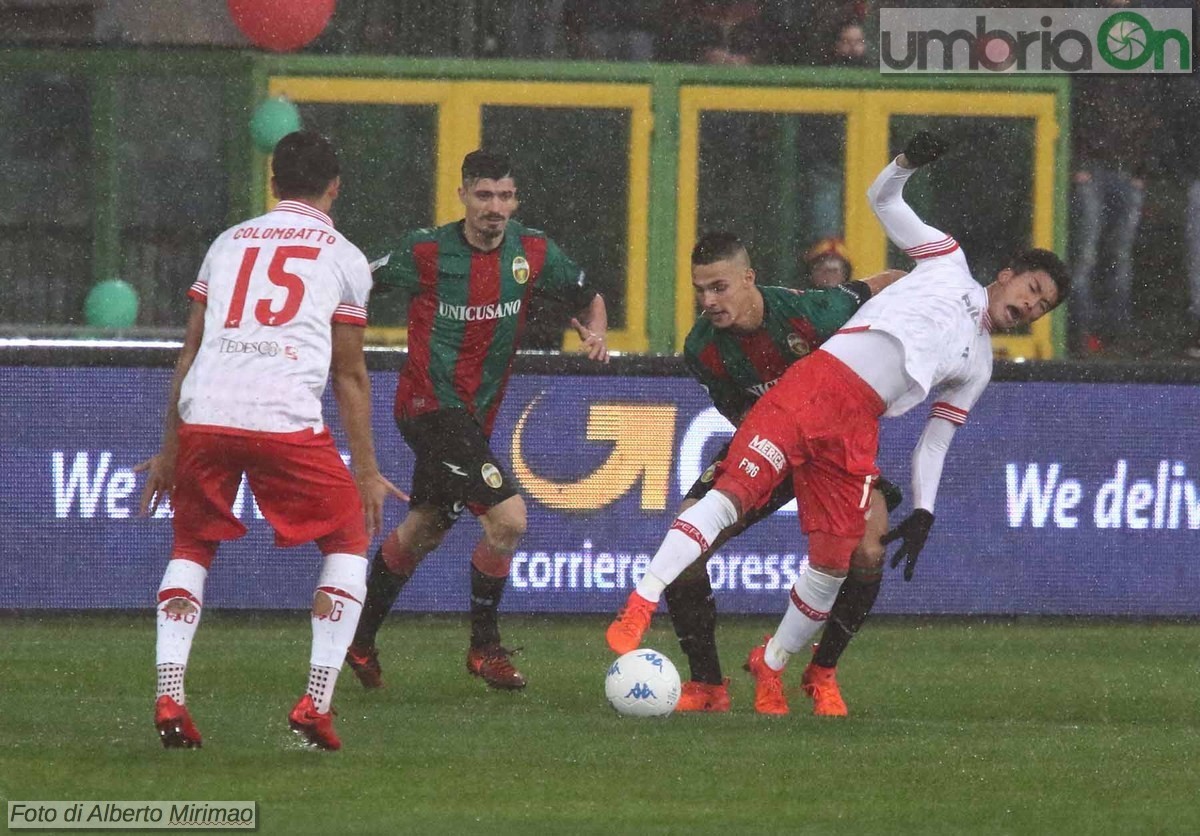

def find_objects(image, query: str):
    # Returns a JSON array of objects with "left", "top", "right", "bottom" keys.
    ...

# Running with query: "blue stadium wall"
[{"left": 3, "top": 347, "right": 1198, "bottom": 616}]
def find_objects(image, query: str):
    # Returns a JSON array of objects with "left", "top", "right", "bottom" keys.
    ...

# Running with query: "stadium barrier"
[{"left": 5, "top": 345, "right": 1199, "bottom": 616}]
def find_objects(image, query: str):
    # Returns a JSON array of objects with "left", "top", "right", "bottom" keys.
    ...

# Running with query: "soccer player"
[
  {"left": 137, "top": 131, "right": 403, "bottom": 750},
  {"left": 667, "top": 231, "right": 905, "bottom": 716},
  {"left": 345, "top": 149, "right": 609, "bottom": 691},
  {"left": 608, "top": 132, "right": 1070, "bottom": 714}
]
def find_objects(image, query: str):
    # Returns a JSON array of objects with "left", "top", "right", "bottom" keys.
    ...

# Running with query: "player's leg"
[
  {"left": 466, "top": 494, "right": 527, "bottom": 689},
  {"left": 348, "top": 505, "right": 449, "bottom": 687},
  {"left": 745, "top": 354, "right": 883, "bottom": 714},
  {"left": 154, "top": 552, "right": 212, "bottom": 749},
  {"left": 347, "top": 410, "right": 465, "bottom": 685},
  {"left": 291, "top": 534, "right": 370, "bottom": 751},
  {"left": 803, "top": 486, "right": 890, "bottom": 717},
  {"left": 243, "top": 431, "right": 373, "bottom": 749},
  {"left": 395, "top": 409, "right": 526, "bottom": 689},
  {"left": 667, "top": 459, "right": 794, "bottom": 712},
  {"left": 608, "top": 398, "right": 797, "bottom": 654},
  {"left": 154, "top": 428, "right": 246, "bottom": 748}
]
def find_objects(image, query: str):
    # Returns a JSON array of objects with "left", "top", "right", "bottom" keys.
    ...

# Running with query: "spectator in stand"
[
  {"left": 1068, "top": 71, "right": 1163, "bottom": 357},
  {"left": 563, "top": 0, "right": 658, "bottom": 61},
  {"left": 803, "top": 237, "right": 854, "bottom": 289},
  {"left": 656, "top": 0, "right": 778, "bottom": 65},
  {"left": 826, "top": 18, "right": 868, "bottom": 67}
]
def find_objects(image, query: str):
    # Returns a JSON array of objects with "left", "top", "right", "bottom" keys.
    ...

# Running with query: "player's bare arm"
[
  {"left": 330, "top": 322, "right": 407, "bottom": 535},
  {"left": 859, "top": 269, "right": 907, "bottom": 296},
  {"left": 135, "top": 300, "right": 205, "bottom": 516},
  {"left": 570, "top": 292, "right": 610, "bottom": 363}
]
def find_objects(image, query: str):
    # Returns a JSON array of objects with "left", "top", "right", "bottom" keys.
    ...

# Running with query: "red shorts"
[
  {"left": 171, "top": 425, "right": 367, "bottom": 566},
  {"left": 714, "top": 350, "right": 885, "bottom": 542}
]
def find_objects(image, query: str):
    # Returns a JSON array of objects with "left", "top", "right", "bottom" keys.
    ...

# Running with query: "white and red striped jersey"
[
  {"left": 178, "top": 200, "right": 372, "bottom": 435},
  {"left": 824, "top": 161, "right": 993, "bottom": 423},
  {"left": 820, "top": 160, "right": 996, "bottom": 511}
]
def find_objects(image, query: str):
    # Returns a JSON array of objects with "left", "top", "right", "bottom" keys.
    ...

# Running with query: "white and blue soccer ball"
[{"left": 605, "top": 648, "right": 681, "bottom": 717}]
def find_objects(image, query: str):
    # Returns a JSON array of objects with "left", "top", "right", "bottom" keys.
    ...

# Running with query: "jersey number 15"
[{"left": 224, "top": 245, "right": 318, "bottom": 328}]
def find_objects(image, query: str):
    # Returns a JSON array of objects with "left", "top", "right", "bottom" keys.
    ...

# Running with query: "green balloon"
[
  {"left": 250, "top": 97, "right": 302, "bottom": 154},
  {"left": 84, "top": 279, "right": 139, "bottom": 329}
]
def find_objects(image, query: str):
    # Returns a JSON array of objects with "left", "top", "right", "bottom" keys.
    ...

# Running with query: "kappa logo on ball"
[
  {"left": 748, "top": 435, "right": 785, "bottom": 473},
  {"left": 481, "top": 463, "right": 504, "bottom": 489},
  {"left": 512, "top": 256, "right": 530, "bottom": 285}
]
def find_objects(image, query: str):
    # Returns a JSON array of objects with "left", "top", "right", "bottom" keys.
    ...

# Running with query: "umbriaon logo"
[{"left": 879, "top": 8, "right": 1191, "bottom": 73}]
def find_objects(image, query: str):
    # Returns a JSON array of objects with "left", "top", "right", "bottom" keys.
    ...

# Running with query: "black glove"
[
  {"left": 902, "top": 131, "right": 950, "bottom": 167},
  {"left": 881, "top": 509, "right": 935, "bottom": 581}
]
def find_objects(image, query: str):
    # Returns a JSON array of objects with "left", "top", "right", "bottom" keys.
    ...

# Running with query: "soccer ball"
[{"left": 604, "top": 648, "right": 681, "bottom": 717}]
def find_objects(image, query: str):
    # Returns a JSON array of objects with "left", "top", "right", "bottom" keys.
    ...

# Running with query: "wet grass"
[{"left": 2, "top": 613, "right": 1198, "bottom": 835}]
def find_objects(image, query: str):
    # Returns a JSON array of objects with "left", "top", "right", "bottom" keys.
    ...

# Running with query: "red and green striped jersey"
[
  {"left": 374, "top": 220, "right": 595, "bottom": 434},
  {"left": 684, "top": 282, "right": 872, "bottom": 422}
]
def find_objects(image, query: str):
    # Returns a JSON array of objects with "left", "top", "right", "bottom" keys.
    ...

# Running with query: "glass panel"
[
  {"left": 0, "top": 74, "right": 92, "bottom": 326},
  {"left": 302, "top": 102, "right": 438, "bottom": 330},
  {"left": 116, "top": 76, "right": 231, "bottom": 327},
  {"left": 697, "top": 111, "right": 846, "bottom": 291},
  {"left": 887, "top": 115, "right": 1035, "bottom": 297},
  {"left": 483, "top": 105, "right": 630, "bottom": 347}
]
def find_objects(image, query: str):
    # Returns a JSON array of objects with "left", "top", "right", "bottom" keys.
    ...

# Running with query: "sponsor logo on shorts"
[
  {"left": 512, "top": 255, "right": 530, "bottom": 285},
  {"left": 443, "top": 461, "right": 468, "bottom": 477},
  {"left": 748, "top": 435, "right": 785, "bottom": 473},
  {"left": 481, "top": 463, "right": 504, "bottom": 489},
  {"left": 786, "top": 333, "right": 811, "bottom": 357}
]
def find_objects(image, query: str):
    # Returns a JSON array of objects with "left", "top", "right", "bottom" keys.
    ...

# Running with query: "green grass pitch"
[{"left": 3, "top": 613, "right": 1198, "bottom": 835}]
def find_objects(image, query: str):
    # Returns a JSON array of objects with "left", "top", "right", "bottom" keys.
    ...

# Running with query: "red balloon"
[{"left": 228, "top": 0, "right": 336, "bottom": 53}]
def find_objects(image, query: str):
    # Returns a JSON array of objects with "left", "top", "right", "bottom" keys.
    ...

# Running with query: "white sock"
[
  {"left": 155, "top": 559, "right": 208, "bottom": 704},
  {"left": 764, "top": 567, "right": 845, "bottom": 671},
  {"left": 306, "top": 665, "right": 340, "bottom": 714},
  {"left": 308, "top": 552, "right": 367, "bottom": 712},
  {"left": 636, "top": 492, "right": 738, "bottom": 602}
]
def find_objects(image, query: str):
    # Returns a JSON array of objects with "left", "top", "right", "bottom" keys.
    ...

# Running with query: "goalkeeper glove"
[
  {"left": 881, "top": 509, "right": 935, "bottom": 581},
  {"left": 902, "top": 131, "right": 950, "bottom": 167}
]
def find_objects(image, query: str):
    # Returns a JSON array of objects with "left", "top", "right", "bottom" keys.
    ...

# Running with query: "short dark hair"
[
  {"left": 1009, "top": 248, "right": 1071, "bottom": 306},
  {"left": 462, "top": 149, "right": 513, "bottom": 184},
  {"left": 692, "top": 231, "right": 749, "bottom": 266},
  {"left": 272, "top": 131, "right": 339, "bottom": 199}
]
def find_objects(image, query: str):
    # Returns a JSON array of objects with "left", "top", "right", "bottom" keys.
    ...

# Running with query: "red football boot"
[
  {"left": 466, "top": 644, "right": 527, "bottom": 690},
  {"left": 155, "top": 695, "right": 202, "bottom": 749},
  {"left": 288, "top": 695, "right": 341, "bottom": 751}
]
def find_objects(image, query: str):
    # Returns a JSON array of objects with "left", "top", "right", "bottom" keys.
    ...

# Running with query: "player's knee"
[
  {"left": 850, "top": 538, "right": 887, "bottom": 573},
  {"left": 484, "top": 500, "right": 527, "bottom": 551},
  {"left": 487, "top": 519, "right": 525, "bottom": 552}
]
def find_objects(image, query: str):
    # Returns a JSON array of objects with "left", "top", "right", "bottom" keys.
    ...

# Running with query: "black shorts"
[
  {"left": 398, "top": 408, "right": 519, "bottom": 527},
  {"left": 685, "top": 443, "right": 903, "bottom": 527}
]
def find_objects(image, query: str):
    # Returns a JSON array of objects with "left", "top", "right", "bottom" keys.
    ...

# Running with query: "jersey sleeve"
[
  {"left": 773, "top": 283, "right": 871, "bottom": 342},
  {"left": 332, "top": 248, "right": 373, "bottom": 327},
  {"left": 369, "top": 231, "right": 423, "bottom": 295},
  {"left": 909, "top": 345, "right": 992, "bottom": 510},
  {"left": 187, "top": 245, "right": 215, "bottom": 304},
  {"left": 535, "top": 237, "right": 597, "bottom": 312},
  {"left": 867, "top": 160, "right": 961, "bottom": 261}
]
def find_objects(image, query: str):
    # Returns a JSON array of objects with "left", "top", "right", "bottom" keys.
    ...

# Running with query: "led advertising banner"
[{"left": 3, "top": 365, "right": 1198, "bottom": 615}]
